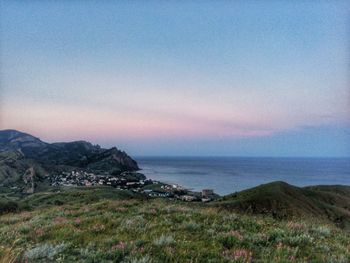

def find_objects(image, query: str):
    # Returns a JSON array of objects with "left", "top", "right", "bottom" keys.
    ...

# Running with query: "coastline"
[{"left": 137, "top": 156, "right": 350, "bottom": 195}]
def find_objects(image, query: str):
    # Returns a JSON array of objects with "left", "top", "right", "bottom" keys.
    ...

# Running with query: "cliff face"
[{"left": 0, "top": 129, "right": 139, "bottom": 192}]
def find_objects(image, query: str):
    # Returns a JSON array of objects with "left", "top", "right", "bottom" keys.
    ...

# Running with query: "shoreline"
[{"left": 137, "top": 156, "right": 350, "bottom": 195}]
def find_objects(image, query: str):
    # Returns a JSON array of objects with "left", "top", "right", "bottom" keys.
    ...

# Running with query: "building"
[
  {"left": 180, "top": 195, "right": 197, "bottom": 202},
  {"left": 202, "top": 189, "right": 214, "bottom": 198}
]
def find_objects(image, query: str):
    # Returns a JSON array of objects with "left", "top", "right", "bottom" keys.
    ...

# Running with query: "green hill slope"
[
  {"left": 1, "top": 194, "right": 349, "bottom": 262},
  {"left": 216, "top": 181, "right": 350, "bottom": 229}
]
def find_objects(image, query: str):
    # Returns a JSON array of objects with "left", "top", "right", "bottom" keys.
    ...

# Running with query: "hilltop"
[
  {"left": 0, "top": 186, "right": 349, "bottom": 262},
  {"left": 216, "top": 181, "right": 350, "bottom": 229},
  {"left": 0, "top": 130, "right": 138, "bottom": 171}
]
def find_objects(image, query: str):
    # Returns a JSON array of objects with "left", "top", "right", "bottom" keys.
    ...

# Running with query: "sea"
[{"left": 135, "top": 157, "right": 350, "bottom": 195}]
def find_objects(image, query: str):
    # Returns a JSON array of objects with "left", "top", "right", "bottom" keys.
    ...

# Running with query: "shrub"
[
  {"left": 284, "top": 234, "right": 312, "bottom": 247},
  {"left": 153, "top": 235, "right": 175, "bottom": 246},
  {"left": 0, "top": 201, "right": 18, "bottom": 214},
  {"left": 53, "top": 200, "right": 64, "bottom": 206},
  {"left": 18, "top": 224, "right": 30, "bottom": 235},
  {"left": 268, "top": 228, "right": 286, "bottom": 243},
  {"left": 24, "top": 243, "right": 66, "bottom": 260},
  {"left": 182, "top": 221, "right": 200, "bottom": 232},
  {"left": 312, "top": 226, "right": 331, "bottom": 238},
  {"left": 220, "top": 235, "right": 242, "bottom": 249}
]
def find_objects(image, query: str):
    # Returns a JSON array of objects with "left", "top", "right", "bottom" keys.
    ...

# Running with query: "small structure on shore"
[
  {"left": 201, "top": 189, "right": 214, "bottom": 202},
  {"left": 202, "top": 189, "right": 214, "bottom": 198},
  {"left": 180, "top": 195, "right": 197, "bottom": 202}
]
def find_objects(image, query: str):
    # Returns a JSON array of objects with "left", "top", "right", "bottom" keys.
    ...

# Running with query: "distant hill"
[
  {"left": 216, "top": 181, "right": 350, "bottom": 229},
  {"left": 0, "top": 129, "right": 139, "bottom": 193}
]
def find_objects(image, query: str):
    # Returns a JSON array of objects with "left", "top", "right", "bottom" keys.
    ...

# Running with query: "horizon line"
[{"left": 134, "top": 155, "right": 350, "bottom": 159}]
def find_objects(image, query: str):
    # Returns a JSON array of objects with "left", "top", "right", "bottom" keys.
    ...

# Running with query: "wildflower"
[
  {"left": 222, "top": 249, "right": 252, "bottom": 262},
  {"left": 149, "top": 208, "right": 157, "bottom": 215},
  {"left": 112, "top": 241, "right": 134, "bottom": 252},
  {"left": 35, "top": 228, "right": 45, "bottom": 237},
  {"left": 53, "top": 216, "right": 68, "bottom": 225},
  {"left": 90, "top": 224, "right": 106, "bottom": 233},
  {"left": 115, "top": 241, "right": 128, "bottom": 250},
  {"left": 233, "top": 249, "right": 252, "bottom": 261}
]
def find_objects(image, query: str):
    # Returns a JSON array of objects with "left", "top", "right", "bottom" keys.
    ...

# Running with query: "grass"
[
  {"left": 216, "top": 181, "right": 350, "bottom": 228},
  {"left": 0, "top": 189, "right": 349, "bottom": 262},
  {"left": 21, "top": 186, "right": 144, "bottom": 207}
]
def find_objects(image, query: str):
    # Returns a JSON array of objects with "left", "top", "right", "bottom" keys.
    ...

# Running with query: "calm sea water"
[{"left": 136, "top": 157, "right": 350, "bottom": 195}]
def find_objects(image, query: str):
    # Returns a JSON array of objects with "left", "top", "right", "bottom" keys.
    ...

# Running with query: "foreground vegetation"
[{"left": 0, "top": 187, "right": 349, "bottom": 262}]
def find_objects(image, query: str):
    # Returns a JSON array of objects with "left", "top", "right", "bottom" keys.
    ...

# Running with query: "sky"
[{"left": 0, "top": 1, "right": 349, "bottom": 157}]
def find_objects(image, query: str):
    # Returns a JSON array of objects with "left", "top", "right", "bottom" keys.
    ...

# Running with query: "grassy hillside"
[
  {"left": 0, "top": 186, "right": 143, "bottom": 214},
  {"left": 21, "top": 187, "right": 145, "bottom": 208},
  {"left": 0, "top": 186, "right": 350, "bottom": 262},
  {"left": 216, "top": 182, "right": 350, "bottom": 229}
]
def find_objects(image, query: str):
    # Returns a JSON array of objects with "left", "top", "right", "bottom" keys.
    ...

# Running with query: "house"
[
  {"left": 180, "top": 195, "right": 197, "bottom": 202},
  {"left": 126, "top": 182, "right": 139, "bottom": 186},
  {"left": 146, "top": 190, "right": 173, "bottom": 198},
  {"left": 202, "top": 189, "right": 214, "bottom": 198}
]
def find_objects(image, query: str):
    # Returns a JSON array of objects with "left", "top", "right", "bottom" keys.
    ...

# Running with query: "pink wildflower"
[
  {"left": 35, "top": 228, "right": 45, "bottom": 237},
  {"left": 53, "top": 216, "right": 68, "bottom": 225},
  {"left": 222, "top": 249, "right": 253, "bottom": 262}
]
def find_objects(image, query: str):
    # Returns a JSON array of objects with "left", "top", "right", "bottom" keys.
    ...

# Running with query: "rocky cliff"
[{"left": 0, "top": 129, "right": 139, "bottom": 193}]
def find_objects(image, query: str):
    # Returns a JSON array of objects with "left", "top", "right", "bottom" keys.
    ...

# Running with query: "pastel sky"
[{"left": 0, "top": 1, "right": 349, "bottom": 156}]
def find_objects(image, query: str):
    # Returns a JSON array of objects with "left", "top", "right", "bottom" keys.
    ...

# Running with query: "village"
[{"left": 49, "top": 170, "right": 217, "bottom": 202}]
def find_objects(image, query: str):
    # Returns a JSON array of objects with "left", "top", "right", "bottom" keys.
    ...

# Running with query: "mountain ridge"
[{"left": 0, "top": 129, "right": 139, "bottom": 193}]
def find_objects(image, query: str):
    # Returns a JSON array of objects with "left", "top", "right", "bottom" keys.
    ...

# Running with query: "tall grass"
[{"left": 0, "top": 199, "right": 349, "bottom": 262}]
